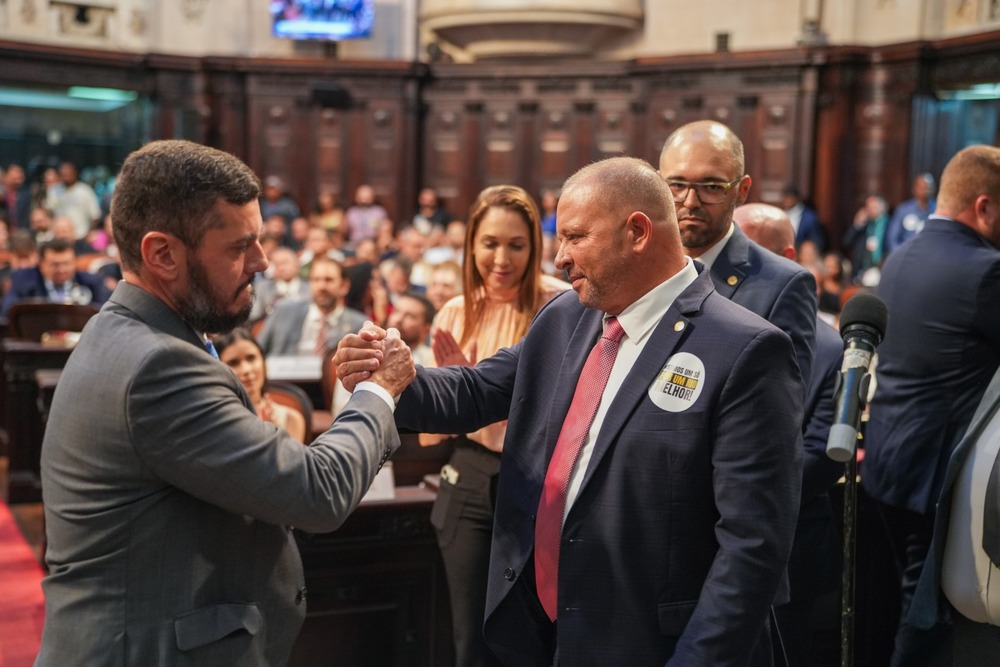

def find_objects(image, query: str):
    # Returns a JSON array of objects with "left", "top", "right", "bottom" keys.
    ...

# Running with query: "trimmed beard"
[{"left": 177, "top": 256, "right": 254, "bottom": 335}]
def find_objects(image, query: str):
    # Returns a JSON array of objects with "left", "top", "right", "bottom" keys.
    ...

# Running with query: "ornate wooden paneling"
[{"left": 7, "top": 30, "right": 1000, "bottom": 254}]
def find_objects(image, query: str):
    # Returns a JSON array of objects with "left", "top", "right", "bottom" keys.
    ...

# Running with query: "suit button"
[
  {"left": 504, "top": 568, "right": 516, "bottom": 581},
  {"left": 295, "top": 587, "right": 307, "bottom": 604}
]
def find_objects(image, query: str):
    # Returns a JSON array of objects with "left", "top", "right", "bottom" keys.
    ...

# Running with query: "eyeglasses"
[{"left": 665, "top": 178, "right": 742, "bottom": 204}]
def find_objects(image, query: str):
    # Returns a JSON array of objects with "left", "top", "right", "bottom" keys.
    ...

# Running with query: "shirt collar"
[
  {"left": 691, "top": 222, "right": 735, "bottom": 270},
  {"left": 308, "top": 302, "right": 344, "bottom": 324},
  {"left": 612, "top": 257, "right": 698, "bottom": 347}
]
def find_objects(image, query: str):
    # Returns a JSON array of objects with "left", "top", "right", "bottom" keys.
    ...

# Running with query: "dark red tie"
[{"left": 534, "top": 316, "right": 625, "bottom": 621}]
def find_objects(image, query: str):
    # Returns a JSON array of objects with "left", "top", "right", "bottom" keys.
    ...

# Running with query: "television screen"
[{"left": 270, "top": 1, "right": 375, "bottom": 41}]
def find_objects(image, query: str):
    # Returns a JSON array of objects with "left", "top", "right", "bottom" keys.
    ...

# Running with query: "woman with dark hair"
[
  {"left": 424, "top": 184, "right": 568, "bottom": 666},
  {"left": 344, "top": 261, "right": 390, "bottom": 326},
  {"left": 213, "top": 327, "right": 307, "bottom": 443}
]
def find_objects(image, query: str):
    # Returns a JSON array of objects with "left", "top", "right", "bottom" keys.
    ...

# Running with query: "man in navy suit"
[
  {"left": 1, "top": 238, "right": 111, "bottom": 316},
  {"left": 781, "top": 184, "right": 826, "bottom": 253},
  {"left": 863, "top": 145, "right": 1000, "bottom": 666},
  {"left": 736, "top": 203, "right": 845, "bottom": 667},
  {"left": 337, "top": 157, "right": 803, "bottom": 665},
  {"left": 658, "top": 120, "right": 817, "bottom": 389}
]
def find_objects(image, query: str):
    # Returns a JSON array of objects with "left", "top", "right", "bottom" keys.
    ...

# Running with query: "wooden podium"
[{"left": 290, "top": 484, "right": 454, "bottom": 667}]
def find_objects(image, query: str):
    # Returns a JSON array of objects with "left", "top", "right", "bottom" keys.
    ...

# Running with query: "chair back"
[
  {"left": 250, "top": 317, "right": 267, "bottom": 339},
  {"left": 266, "top": 380, "right": 313, "bottom": 434},
  {"left": 6, "top": 302, "right": 100, "bottom": 342}
]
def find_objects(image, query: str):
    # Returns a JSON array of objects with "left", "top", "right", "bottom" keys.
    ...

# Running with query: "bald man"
[
  {"left": 735, "top": 203, "right": 844, "bottom": 667},
  {"left": 339, "top": 157, "right": 803, "bottom": 665},
  {"left": 659, "top": 121, "right": 817, "bottom": 390}
]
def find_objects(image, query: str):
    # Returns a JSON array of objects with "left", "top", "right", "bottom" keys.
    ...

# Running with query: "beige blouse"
[{"left": 430, "top": 273, "right": 570, "bottom": 452}]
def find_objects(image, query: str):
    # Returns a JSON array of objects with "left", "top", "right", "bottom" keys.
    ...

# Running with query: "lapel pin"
[
  {"left": 674, "top": 321, "right": 685, "bottom": 332},
  {"left": 727, "top": 275, "right": 738, "bottom": 286}
]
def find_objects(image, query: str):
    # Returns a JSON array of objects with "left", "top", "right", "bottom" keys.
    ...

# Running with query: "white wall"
[{"left": 1, "top": 0, "right": 999, "bottom": 61}]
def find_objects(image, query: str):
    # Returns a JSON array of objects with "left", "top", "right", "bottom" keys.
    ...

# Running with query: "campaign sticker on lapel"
[{"left": 648, "top": 352, "right": 705, "bottom": 412}]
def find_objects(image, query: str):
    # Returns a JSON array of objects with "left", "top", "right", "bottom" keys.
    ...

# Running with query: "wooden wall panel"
[
  {"left": 14, "top": 32, "right": 1000, "bottom": 256},
  {"left": 315, "top": 108, "right": 346, "bottom": 202},
  {"left": 482, "top": 105, "right": 519, "bottom": 186}
]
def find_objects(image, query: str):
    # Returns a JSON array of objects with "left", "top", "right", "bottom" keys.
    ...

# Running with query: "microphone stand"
[{"left": 839, "top": 411, "right": 867, "bottom": 667}]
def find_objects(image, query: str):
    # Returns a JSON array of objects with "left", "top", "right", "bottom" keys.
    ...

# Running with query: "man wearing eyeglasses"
[{"left": 659, "top": 120, "right": 817, "bottom": 389}]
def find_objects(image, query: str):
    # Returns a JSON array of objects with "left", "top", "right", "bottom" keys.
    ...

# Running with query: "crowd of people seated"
[{"left": 5, "top": 137, "right": 994, "bottom": 667}]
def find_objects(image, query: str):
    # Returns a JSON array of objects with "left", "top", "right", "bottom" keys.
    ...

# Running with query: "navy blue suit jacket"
[
  {"left": 1, "top": 266, "right": 111, "bottom": 316},
  {"left": 864, "top": 217, "right": 1000, "bottom": 514},
  {"left": 786, "top": 317, "right": 844, "bottom": 599},
  {"left": 711, "top": 225, "right": 817, "bottom": 388},
  {"left": 794, "top": 206, "right": 825, "bottom": 251},
  {"left": 395, "top": 268, "right": 803, "bottom": 666}
]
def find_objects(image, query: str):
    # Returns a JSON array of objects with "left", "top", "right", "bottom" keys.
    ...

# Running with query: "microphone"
[{"left": 826, "top": 292, "right": 889, "bottom": 462}]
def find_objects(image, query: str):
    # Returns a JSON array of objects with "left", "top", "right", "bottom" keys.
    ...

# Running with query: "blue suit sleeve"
[
  {"left": 668, "top": 328, "right": 803, "bottom": 666},
  {"left": 395, "top": 343, "right": 520, "bottom": 435}
]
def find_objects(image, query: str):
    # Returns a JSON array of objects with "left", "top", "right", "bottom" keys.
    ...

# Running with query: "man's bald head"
[
  {"left": 660, "top": 120, "right": 746, "bottom": 177},
  {"left": 733, "top": 203, "right": 796, "bottom": 260},
  {"left": 562, "top": 156, "right": 676, "bottom": 227}
]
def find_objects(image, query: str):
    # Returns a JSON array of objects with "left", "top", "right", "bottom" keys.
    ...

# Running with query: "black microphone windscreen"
[{"left": 839, "top": 292, "right": 889, "bottom": 339}]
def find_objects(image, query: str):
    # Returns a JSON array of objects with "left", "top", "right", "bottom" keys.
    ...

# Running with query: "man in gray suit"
[
  {"left": 257, "top": 254, "right": 368, "bottom": 356},
  {"left": 36, "top": 140, "right": 415, "bottom": 666}
]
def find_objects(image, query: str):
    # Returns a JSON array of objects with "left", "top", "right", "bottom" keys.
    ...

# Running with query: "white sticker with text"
[{"left": 648, "top": 352, "right": 705, "bottom": 412}]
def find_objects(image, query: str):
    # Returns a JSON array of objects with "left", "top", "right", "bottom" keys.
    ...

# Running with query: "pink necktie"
[
  {"left": 534, "top": 316, "right": 625, "bottom": 621},
  {"left": 315, "top": 318, "right": 329, "bottom": 356}
]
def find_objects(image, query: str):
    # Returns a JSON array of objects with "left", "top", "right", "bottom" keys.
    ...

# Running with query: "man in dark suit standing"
[
  {"left": 37, "top": 140, "right": 414, "bottom": 666},
  {"left": 0, "top": 163, "right": 32, "bottom": 230},
  {"left": 736, "top": 203, "right": 845, "bottom": 667},
  {"left": 862, "top": 145, "right": 1000, "bottom": 666},
  {"left": 0, "top": 238, "right": 111, "bottom": 316},
  {"left": 781, "top": 184, "right": 826, "bottom": 253},
  {"left": 658, "top": 120, "right": 817, "bottom": 388},
  {"left": 337, "top": 157, "right": 803, "bottom": 666}
]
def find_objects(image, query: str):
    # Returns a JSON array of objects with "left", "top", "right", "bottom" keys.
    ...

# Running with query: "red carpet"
[{"left": 0, "top": 501, "right": 44, "bottom": 667}]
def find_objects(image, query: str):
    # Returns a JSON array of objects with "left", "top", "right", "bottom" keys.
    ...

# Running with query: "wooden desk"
[
  {"left": 1, "top": 340, "right": 73, "bottom": 503},
  {"left": 290, "top": 484, "right": 454, "bottom": 667}
]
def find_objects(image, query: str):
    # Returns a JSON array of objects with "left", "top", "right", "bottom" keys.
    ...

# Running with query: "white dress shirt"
[{"left": 563, "top": 258, "right": 699, "bottom": 518}]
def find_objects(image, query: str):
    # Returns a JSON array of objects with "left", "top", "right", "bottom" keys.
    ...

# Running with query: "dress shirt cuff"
[{"left": 355, "top": 380, "right": 397, "bottom": 412}]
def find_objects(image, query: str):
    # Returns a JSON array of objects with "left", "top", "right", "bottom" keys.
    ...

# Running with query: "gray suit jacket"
[
  {"left": 249, "top": 275, "right": 311, "bottom": 322},
  {"left": 257, "top": 300, "right": 369, "bottom": 356},
  {"left": 37, "top": 282, "right": 399, "bottom": 666}
]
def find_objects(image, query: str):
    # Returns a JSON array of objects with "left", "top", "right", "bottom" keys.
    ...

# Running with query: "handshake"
[{"left": 333, "top": 322, "right": 416, "bottom": 397}]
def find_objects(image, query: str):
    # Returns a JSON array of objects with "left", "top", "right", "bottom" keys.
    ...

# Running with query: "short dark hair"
[
  {"left": 10, "top": 229, "right": 37, "bottom": 254},
  {"left": 401, "top": 291, "right": 436, "bottom": 325},
  {"left": 39, "top": 238, "right": 75, "bottom": 260},
  {"left": 111, "top": 140, "right": 261, "bottom": 273},
  {"left": 211, "top": 327, "right": 273, "bottom": 389}
]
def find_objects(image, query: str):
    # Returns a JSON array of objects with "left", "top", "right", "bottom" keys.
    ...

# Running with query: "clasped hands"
[{"left": 334, "top": 322, "right": 416, "bottom": 397}]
